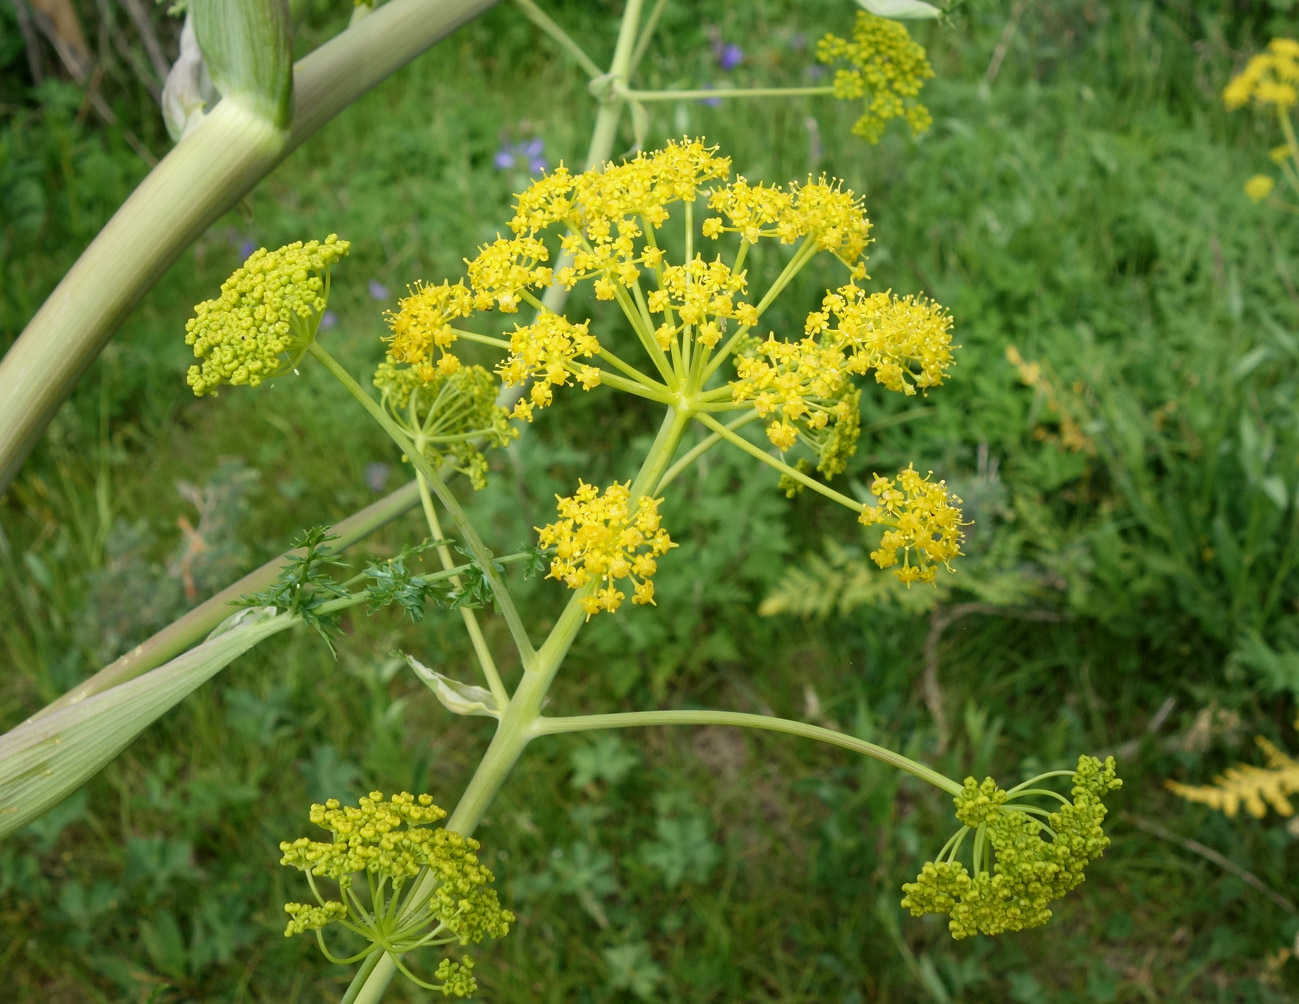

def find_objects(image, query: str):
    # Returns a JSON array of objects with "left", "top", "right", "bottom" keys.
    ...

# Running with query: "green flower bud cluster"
[
  {"left": 279, "top": 791, "right": 514, "bottom": 997},
  {"left": 806, "top": 385, "right": 862, "bottom": 480},
  {"left": 373, "top": 361, "right": 517, "bottom": 490},
  {"left": 817, "top": 11, "right": 935, "bottom": 144},
  {"left": 185, "top": 234, "right": 349, "bottom": 396},
  {"left": 433, "top": 957, "right": 477, "bottom": 997},
  {"left": 901, "top": 755, "right": 1122, "bottom": 939}
]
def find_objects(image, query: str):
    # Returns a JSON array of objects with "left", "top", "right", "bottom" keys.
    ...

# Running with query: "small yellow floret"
[
  {"left": 819, "top": 284, "right": 954, "bottom": 395},
  {"left": 497, "top": 313, "right": 601, "bottom": 421},
  {"left": 384, "top": 280, "right": 475, "bottom": 380},
  {"left": 858, "top": 464, "right": 965, "bottom": 584},
  {"left": 536, "top": 481, "right": 676, "bottom": 618}
]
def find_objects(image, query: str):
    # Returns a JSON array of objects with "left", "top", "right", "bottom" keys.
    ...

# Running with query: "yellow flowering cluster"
[
  {"left": 497, "top": 312, "right": 601, "bottom": 421},
  {"left": 647, "top": 255, "right": 756, "bottom": 350},
  {"left": 810, "top": 284, "right": 954, "bottom": 396},
  {"left": 536, "top": 481, "right": 675, "bottom": 617},
  {"left": 384, "top": 280, "right": 474, "bottom": 380},
  {"left": 466, "top": 235, "right": 553, "bottom": 312},
  {"left": 858, "top": 464, "right": 964, "bottom": 585},
  {"left": 279, "top": 791, "right": 513, "bottom": 996},
  {"left": 184, "top": 234, "right": 349, "bottom": 396},
  {"left": 731, "top": 335, "right": 852, "bottom": 451},
  {"left": 483, "top": 139, "right": 730, "bottom": 306},
  {"left": 1224, "top": 38, "right": 1299, "bottom": 110},
  {"left": 729, "top": 283, "right": 952, "bottom": 465},
  {"left": 704, "top": 176, "right": 874, "bottom": 267},
  {"left": 448, "top": 141, "right": 883, "bottom": 422},
  {"left": 817, "top": 12, "right": 935, "bottom": 143},
  {"left": 901, "top": 756, "right": 1122, "bottom": 939},
  {"left": 566, "top": 138, "right": 732, "bottom": 226},
  {"left": 373, "top": 362, "right": 516, "bottom": 489}
]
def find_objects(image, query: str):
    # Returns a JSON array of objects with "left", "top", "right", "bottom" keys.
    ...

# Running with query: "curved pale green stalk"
[
  {"left": 25, "top": 479, "right": 423, "bottom": 722},
  {"left": 0, "top": 0, "right": 501, "bottom": 493},
  {"left": 529, "top": 710, "right": 962, "bottom": 795}
]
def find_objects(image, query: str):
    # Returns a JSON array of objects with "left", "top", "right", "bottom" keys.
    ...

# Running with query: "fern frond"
[
  {"left": 759, "top": 539, "right": 937, "bottom": 618},
  {"left": 1166, "top": 736, "right": 1299, "bottom": 818}
]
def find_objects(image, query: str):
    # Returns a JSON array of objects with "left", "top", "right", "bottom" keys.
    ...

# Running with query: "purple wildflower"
[
  {"left": 319, "top": 310, "right": 338, "bottom": 331},
  {"left": 365, "top": 462, "right": 390, "bottom": 493},
  {"left": 368, "top": 279, "right": 389, "bottom": 301},
  {"left": 238, "top": 238, "right": 257, "bottom": 260},
  {"left": 698, "top": 83, "right": 723, "bottom": 108},
  {"left": 716, "top": 42, "right": 743, "bottom": 71},
  {"left": 494, "top": 137, "right": 548, "bottom": 174}
]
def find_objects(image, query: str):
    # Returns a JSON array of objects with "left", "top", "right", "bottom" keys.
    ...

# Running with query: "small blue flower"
[
  {"left": 494, "top": 137, "right": 548, "bottom": 174},
  {"left": 368, "top": 279, "right": 389, "bottom": 301},
  {"left": 365, "top": 462, "right": 390, "bottom": 493},
  {"left": 319, "top": 310, "right": 338, "bottom": 331},
  {"left": 716, "top": 42, "right": 743, "bottom": 71},
  {"left": 238, "top": 238, "right": 257, "bottom": 260},
  {"left": 697, "top": 83, "right": 723, "bottom": 108}
]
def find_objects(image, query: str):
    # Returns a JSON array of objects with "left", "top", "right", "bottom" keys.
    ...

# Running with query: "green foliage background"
[{"left": 2, "top": 0, "right": 1298, "bottom": 1000}]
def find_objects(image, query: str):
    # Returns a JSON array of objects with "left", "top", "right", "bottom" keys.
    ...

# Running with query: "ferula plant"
[
  {"left": 170, "top": 135, "right": 1122, "bottom": 997},
  {"left": 0, "top": 3, "right": 1126, "bottom": 1001}
]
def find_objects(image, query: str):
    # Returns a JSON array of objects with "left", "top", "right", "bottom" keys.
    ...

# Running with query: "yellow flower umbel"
[
  {"left": 1224, "top": 38, "right": 1299, "bottom": 110},
  {"left": 815, "top": 284, "right": 955, "bottom": 396},
  {"left": 278, "top": 791, "right": 513, "bottom": 996},
  {"left": 498, "top": 312, "right": 601, "bottom": 422},
  {"left": 384, "top": 280, "right": 475, "bottom": 380},
  {"left": 184, "top": 234, "right": 349, "bottom": 396},
  {"left": 858, "top": 464, "right": 965, "bottom": 585},
  {"left": 395, "top": 139, "right": 963, "bottom": 587},
  {"left": 536, "top": 481, "right": 675, "bottom": 617},
  {"left": 817, "top": 11, "right": 935, "bottom": 143},
  {"left": 901, "top": 756, "right": 1122, "bottom": 939}
]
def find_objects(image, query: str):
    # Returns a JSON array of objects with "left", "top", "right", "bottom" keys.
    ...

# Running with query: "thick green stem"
[
  {"left": 344, "top": 5, "right": 649, "bottom": 998},
  {"left": 530, "top": 709, "right": 962, "bottom": 795},
  {"left": 656, "top": 412, "right": 762, "bottom": 491},
  {"left": 0, "top": 0, "right": 500, "bottom": 493}
]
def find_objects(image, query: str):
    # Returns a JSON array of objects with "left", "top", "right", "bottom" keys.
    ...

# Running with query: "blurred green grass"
[{"left": 2, "top": 0, "right": 1299, "bottom": 1001}]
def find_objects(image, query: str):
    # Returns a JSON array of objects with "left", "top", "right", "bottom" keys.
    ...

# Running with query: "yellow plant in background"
[
  {"left": 1225, "top": 38, "right": 1299, "bottom": 207},
  {"left": 1167, "top": 722, "right": 1299, "bottom": 819}
]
